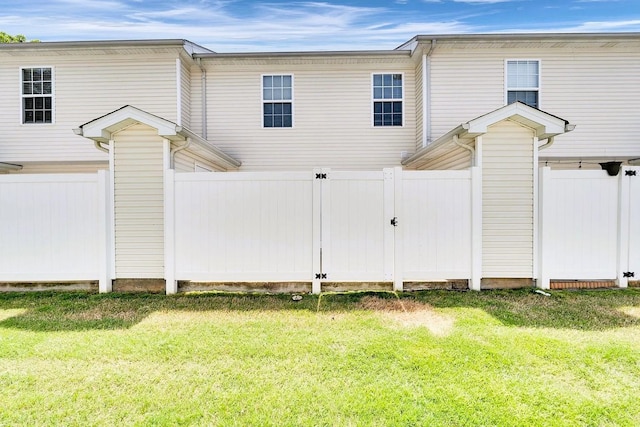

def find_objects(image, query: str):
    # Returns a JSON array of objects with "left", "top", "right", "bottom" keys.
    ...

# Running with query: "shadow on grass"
[{"left": 0, "top": 288, "right": 639, "bottom": 332}]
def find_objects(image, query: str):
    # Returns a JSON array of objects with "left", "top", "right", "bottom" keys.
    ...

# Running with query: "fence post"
[
  {"left": 617, "top": 167, "right": 631, "bottom": 288},
  {"left": 312, "top": 168, "right": 324, "bottom": 294},
  {"left": 164, "top": 168, "right": 177, "bottom": 294},
  {"left": 537, "top": 167, "right": 551, "bottom": 290},
  {"left": 470, "top": 166, "right": 482, "bottom": 291},
  {"left": 392, "top": 167, "right": 403, "bottom": 291},
  {"left": 97, "top": 170, "right": 112, "bottom": 293}
]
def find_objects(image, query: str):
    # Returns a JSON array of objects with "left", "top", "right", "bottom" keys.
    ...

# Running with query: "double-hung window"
[
  {"left": 21, "top": 67, "right": 53, "bottom": 124},
  {"left": 373, "top": 73, "right": 403, "bottom": 126},
  {"left": 506, "top": 60, "right": 539, "bottom": 108},
  {"left": 263, "top": 75, "right": 293, "bottom": 128}
]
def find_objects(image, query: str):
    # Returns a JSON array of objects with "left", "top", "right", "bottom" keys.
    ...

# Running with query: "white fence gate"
[
  {"left": 539, "top": 167, "right": 639, "bottom": 288},
  {"left": 624, "top": 167, "right": 640, "bottom": 284},
  {"left": 0, "top": 172, "right": 111, "bottom": 290},
  {"left": 166, "top": 168, "right": 474, "bottom": 293}
]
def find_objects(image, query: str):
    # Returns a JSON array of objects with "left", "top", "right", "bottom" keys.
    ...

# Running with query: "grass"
[{"left": 0, "top": 289, "right": 640, "bottom": 426}]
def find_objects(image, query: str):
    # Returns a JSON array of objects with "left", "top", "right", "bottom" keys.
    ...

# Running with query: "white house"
[{"left": 0, "top": 33, "right": 638, "bottom": 293}]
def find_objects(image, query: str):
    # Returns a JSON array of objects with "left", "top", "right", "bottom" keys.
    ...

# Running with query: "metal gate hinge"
[
  {"left": 390, "top": 217, "right": 398, "bottom": 227},
  {"left": 315, "top": 173, "right": 327, "bottom": 179},
  {"left": 625, "top": 170, "right": 637, "bottom": 176},
  {"left": 623, "top": 272, "right": 635, "bottom": 278},
  {"left": 315, "top": 273, "right": 327, "bottom": 279}
]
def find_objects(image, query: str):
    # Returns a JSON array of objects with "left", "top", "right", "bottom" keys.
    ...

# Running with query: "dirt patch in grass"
[
  {"left": 619, "top": 307, "right": 640, "bottom": 319},
  {"left": 357, "top": 296, "right": 455, "bottom": 336},
  {"left": 64, "top": 307, "right": 139, "bottom": 322}
]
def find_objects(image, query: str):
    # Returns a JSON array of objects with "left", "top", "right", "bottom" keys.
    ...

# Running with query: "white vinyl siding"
[
  {"left": 112, "top": 123, "right": 165, "bottom": 278},
  {"left": 411, "top": 145, "right": 473, "bottom": 170},
  {"left": 428, "top": 43, "right": 640, "bottom": 159},
  {"left": 174, "top": 149, "right": 224, "bottom": 172},
  {"left": 0, "top": 48, "right": 181, "bottom": 164},
  {"left": 201, "top": 57, "right": 415, "bottom": 170},
  {"left": 415, "top": 57, "right": 424, "bottom": 150},
  {"left": 482, "top": 121, "right": 534, "bottom": 277},
  {"left": 180, "top": 58, "right": 191, "bottom": 129}
]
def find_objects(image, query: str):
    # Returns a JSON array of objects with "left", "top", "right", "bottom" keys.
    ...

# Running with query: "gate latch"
[
  {"left": 390, "top": 217, "right": 398, "bottom": 227},
  {"left": 623, "top": 272, "right": 635, "bottom": 278}
]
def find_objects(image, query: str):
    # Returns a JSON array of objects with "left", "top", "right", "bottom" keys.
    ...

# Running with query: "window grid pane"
[
  {"left": 373, "top": 73, "right": 403, "bottom": 127},
  {"left": 21, "top": 67, "right": 53, "bottom": 124},
  {"left": 263, "top": 102, "right": 293, "bottom": 128},
  {"left": 507, "top": 60, "right": 539, "bottom": 89},
  {"left": 373, "top": 101, "right": 402, "bottom": 127}
]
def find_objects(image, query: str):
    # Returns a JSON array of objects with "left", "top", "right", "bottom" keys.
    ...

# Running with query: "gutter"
[
  {"left": 176, "top": 126, "right": 241, "bottom": 168},
  {"left": 538, "top": 124, "right": 575, "bottom": 151},
  {"left": 0, "top": 162, "right": 23, "bottom": 172},
  {"left": 193, "top": 50, "right": 411, "bottom": 59},
  {"left": 170, "top": 137, "right": 191, "bottom": 169},
  {"left": 402, "top": 124, "right": 470, "bottom": 166}
]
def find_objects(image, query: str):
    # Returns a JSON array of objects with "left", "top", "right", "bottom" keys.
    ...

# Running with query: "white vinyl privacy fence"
[
  {"left": 538, "top": 167, "right": 640, "bottom": 288},
  {"left": 2, "top": 167, "right": 637, "bottom": 293},
  {"left": 164, "top": 168, "right": 476, "bottom": 293},
  {"left": 0, "top": 172, "right": 111, "bottom": 291}
]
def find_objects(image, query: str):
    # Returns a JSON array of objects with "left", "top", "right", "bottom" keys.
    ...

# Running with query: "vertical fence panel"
[
  {"left": 0, "top": 174, "right": 103, "bottom": 281},
  {"left": 540, "top": 170, "right": 619, "bottom": 280},
  {"left": 400, "top": 170, "right": 472, "bottom": 280},
  {"left": 174, "top": 172, "right": 315, "bottom": 281},
  {"left": 628, "top": 167, "right": 640, "bottom": 281},
  {"left": 322, "top": 171, "right": 389, "bottom": 282}
]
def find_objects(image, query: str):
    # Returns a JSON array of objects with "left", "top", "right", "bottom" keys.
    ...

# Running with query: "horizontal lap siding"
[
  {"left": 180, "top": 58, "right": 191, "bottom": 128},
  {"left": 430, "top": 46, "right": 640, "bottom": 158},
  {"left": 482, "top": 121, "right": 534, "bottom": 277},
  {"left": 174, "top": 150, "right": 224, "bottom": 172},
  {"left": 415, "top": 144, "right": 472, "bottom": 170},
  {"left": 0, "top": 49, "right": 179, "bottom": 164},
  {"left": 415, "top": 57, "right": 424, "bottom": 151},
  {"left": 202, "top": 59, "right": 416, "bottom": 171},
  {"left": 113, "top": 124, "right": 165, "bottom": 278}
]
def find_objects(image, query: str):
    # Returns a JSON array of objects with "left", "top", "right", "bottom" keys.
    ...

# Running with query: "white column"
[
  {"left": 470, "top": 165, "right": 482, "bottom": 291},
  {"left": 537, "top": 166, "right": 551, "bottom": 289},
  {"left": 97, "top": 170, "right": 112, "bottom": 293},
  {"left": 312, "top": 168, "right": 323, "bottom": 294},
  {"left": 392, "top": 167, "right": 404, "bottom": 291},
  {"left": 617, "top": 167, "right": 631, "bottom": 288},
  {"left": 164, "top": 168, "right": 177, "bottom": 294}
]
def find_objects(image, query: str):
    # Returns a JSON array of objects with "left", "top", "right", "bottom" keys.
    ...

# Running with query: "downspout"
[
  {"left": 538, "top": 136, "right": 554, "bottom": 151},
  {"left": 170, "top": 137, "right": 191, "bottom": 169},
  {"left": 94, "top": 141, "right": 109, "bottom": 153},
  {"left": 423, "top": 39, "right": 437, "bottom": 147},
  {"left": 196, "top": 57, "right": 208, "bottom": 140},
  {"left": 0, "top": 162, "right": 23, "bottom": 172},
  {"left": 453, "top": 134, "right": 476, "bottom": 167}
]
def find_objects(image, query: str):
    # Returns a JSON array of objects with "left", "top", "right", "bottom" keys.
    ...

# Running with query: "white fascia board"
[
  {"left": 466, "top": 102, "right": 568, "bottom": 139},
  {"left": 79, "top": 105, "right": 179, "bottom": 142}
]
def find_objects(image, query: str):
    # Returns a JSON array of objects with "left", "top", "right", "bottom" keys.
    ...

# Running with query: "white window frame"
[
  {"left": 372, "top": 72, "right": 404, "bottom": 127},
  {"left": 20, "top": 66, "right": 55, "bottom": 125},
  {"left": 504, "top": 59, "right": 541, "bottom": 109},
  {"left": 261, "top": 74, "right": 294, "bottom": 128}
]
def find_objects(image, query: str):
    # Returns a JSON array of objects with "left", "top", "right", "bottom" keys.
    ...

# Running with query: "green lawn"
[{"left": 1, "top": 289, "right": 639, "bottom": 426}]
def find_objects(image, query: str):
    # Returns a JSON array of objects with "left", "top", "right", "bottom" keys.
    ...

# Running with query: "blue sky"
[{"left": 1, "top": 0, "right": 639, "bottom": 51}]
